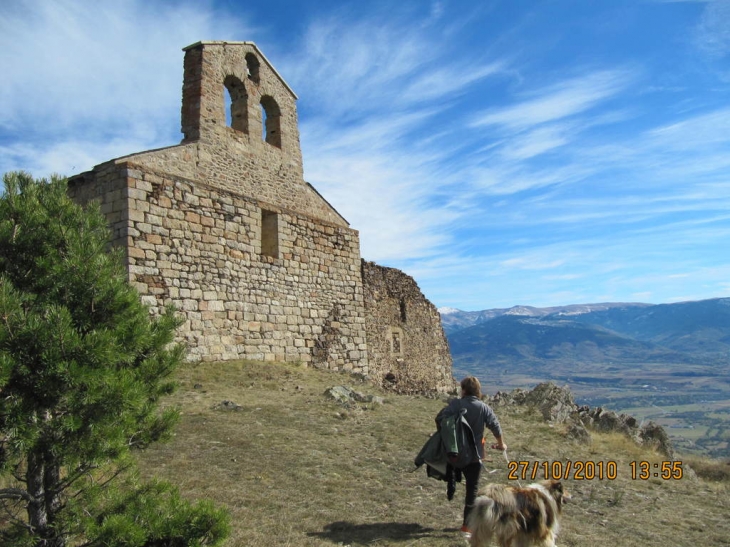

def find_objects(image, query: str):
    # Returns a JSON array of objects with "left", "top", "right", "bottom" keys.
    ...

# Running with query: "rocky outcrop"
[
  {"left": 565, "top": 421, "right": 592, "bottom": 445},
  {"left": 489, "top": 382, "right": 674, "bottom": 457}
]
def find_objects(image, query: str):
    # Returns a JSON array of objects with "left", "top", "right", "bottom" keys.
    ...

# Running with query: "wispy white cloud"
[
  {"left": 400, "top": 62, "right": 505, "bottom": 105},
  {"left": 284, "top": 9, "right": 507, "bottom": 262},
  {"left": 413, "top": 222, "right": 730, "bottom": 308},
  {"left": 694, "top": 0, "right": 730, "bottom": 58},
  {"left": 281, "top": 16, "right": 426, "bottom": 116},
  {"left": 471, "top": 69, "right": 634, "bottom": 130},
  {"left": 253, "top": 3, "right": 730, "bottom": 309},
  {"left": 499, "top": 256, "right": 565, "bottom": 271},
  {"left": 647, "top": 107, "right": 730, "bottom": 149},
  {"left": 302, "top": 137, "right": 460, "bottom": 261},
  {"left": 0, "top": 138, "right": 155, "bottom": 178},
  {"left": 282, "top": 13, "right": 502, "bottom": 118},
  {"left": 498, "top": 124, "right": 572, "bottom": 160},
  {"left": 0, "top": 0, "right": 252, "bottom": 175}
]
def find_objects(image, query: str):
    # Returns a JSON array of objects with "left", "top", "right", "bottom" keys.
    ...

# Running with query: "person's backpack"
[{"left": 439, "top": 407, "right": 480, "bottom": 469}]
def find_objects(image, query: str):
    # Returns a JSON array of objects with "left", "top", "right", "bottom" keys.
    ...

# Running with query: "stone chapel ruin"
[{"left": 67, "top": 41, "right": 452, "bottom": 393}]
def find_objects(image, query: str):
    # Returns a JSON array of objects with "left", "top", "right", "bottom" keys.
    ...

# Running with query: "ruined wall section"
[
  {"left": 69, "top": 162, "right": 369, "bottom": 370},
  {"left": 362, "top": 261, "right": 452, "bottom": 393}
]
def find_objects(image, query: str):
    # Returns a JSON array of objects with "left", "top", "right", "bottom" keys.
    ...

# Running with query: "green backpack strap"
[{"left": 440, "top": 413, "right": 459, "bottom": 455}]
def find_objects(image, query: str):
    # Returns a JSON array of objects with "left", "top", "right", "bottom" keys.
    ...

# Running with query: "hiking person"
[{"left": 438, "top": 376, "right": 506, "bottom": 538}]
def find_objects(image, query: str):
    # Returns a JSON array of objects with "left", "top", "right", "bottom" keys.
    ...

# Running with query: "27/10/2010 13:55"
[{"left": 507, "top": 460, "right": 684, "bottom": 481}]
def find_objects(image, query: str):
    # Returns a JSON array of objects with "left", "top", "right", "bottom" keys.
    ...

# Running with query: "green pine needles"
[{"left": 0, "top": 172, "right": 229, "bottom": 547}]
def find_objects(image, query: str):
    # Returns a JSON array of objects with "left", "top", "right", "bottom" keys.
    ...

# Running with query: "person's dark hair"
[{"left": 460, "top": 376, "right": 482, "bottom": 398}]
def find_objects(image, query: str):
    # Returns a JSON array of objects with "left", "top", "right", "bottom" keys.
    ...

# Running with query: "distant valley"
[{"left": 442, "top": 298, "right": 730, "bottom": 457}]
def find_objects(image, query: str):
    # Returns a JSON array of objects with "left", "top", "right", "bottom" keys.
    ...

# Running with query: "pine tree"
[{"left": 0, "top": 172, "right": 229, "bottom": 546}]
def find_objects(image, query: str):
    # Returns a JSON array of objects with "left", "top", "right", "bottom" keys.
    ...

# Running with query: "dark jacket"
[
  {"left": 438, "top": 396, "right": 502, "bottom": 459},
  {"left": 414, "top": 429, "right": 448, "bottom": 477},
  {"left": 415, "top": 403, "right": 481, "bottom": 470}
]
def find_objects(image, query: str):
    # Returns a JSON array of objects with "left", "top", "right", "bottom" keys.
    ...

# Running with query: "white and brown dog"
[{"left": 467, "top": 480, "right": 570, "bottom": 547}]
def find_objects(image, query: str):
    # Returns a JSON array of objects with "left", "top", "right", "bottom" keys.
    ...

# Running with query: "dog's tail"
[{"left": 467, "top": 496, "right": 497, "bottom": 547}]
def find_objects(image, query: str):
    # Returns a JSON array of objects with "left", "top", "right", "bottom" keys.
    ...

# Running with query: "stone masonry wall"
[
  {"left": 71, "top": 161, "right": 368, "bottom": 368},
  {"left": 362, "top": 261, "right": 453, "bottom": 393},
  {"left": 66, "top": 162, "right": 129, "bottom": 250},
  {"left": 120, "top": 141, "right": 346, "bottom": 228},
  {"left": 118, "top": 42, "right": 347, "bottom": 228}
]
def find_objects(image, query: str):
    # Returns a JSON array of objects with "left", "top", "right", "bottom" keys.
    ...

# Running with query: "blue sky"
[{"left": 2, "top": 0, "right": 730, "bottom": 311}]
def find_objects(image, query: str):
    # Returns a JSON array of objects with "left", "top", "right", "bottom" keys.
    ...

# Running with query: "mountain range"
[
  {"left": 441, "top": 298, "right": 730, "bottom": 457},
  {"left": 442, "top": 298, "right": 730, "bottom": 368}
]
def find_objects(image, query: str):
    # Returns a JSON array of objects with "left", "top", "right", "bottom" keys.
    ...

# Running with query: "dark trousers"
[{"left": 462, "top": 461, "right": 482, "bottom": 526}]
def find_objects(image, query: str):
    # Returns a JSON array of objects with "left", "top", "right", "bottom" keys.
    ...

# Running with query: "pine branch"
[
  {"left": 0, "top": 487, "right": 33, "bottom": 502},
  {"left": 12, "top": 460, "right": 25, "bottom": 483},
  {"left": 53, "top": 463, "right": 99, "bottom": 495},
  {"left": 0, "top": 494, "right": 31, "bottom": 528},
  {"left": 68, "top": 462, "right": 130, "bottom": 501}
]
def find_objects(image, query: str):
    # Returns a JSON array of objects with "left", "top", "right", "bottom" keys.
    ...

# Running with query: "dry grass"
[
  {"left": 135, "top": 360, "right": 730, "bottom": 546},
  {"left": 681, "top": 454, "right": 730, "bottom": 483}
]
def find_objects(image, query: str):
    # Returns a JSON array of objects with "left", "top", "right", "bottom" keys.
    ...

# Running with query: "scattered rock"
[
  {"left": 212, "top": 400, "right": 243, "bottom": 411},
  {"left": 491, "top": 388, "right": 529, "bottom": 406},
  {"left": 524, "top": 382, "right": 577, "bottom": 423},
  {"left": 351, "top": 391, "right": 384, "bottom": 405},
  {"left": 350, "top": 372, "right": 370, "bottom": 383},
  {"left": 325, "top": 386, "right": 356, "bottom": 404},
  {"left": 595, "top": 410, "right": 627, "bottom": 433},
  {"left": 492, "top": 382, "right": 577, "bottom": 423},
  {"left": 324, "top": 385, "right": 385, "bottom": 407},
  {"left": 369, "top": 395, "right": 385, "bottom": 405}
]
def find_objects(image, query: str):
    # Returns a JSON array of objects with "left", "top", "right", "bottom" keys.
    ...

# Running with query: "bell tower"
[{"left": 180, "top": 41, "right": 303, "bottom": 173}]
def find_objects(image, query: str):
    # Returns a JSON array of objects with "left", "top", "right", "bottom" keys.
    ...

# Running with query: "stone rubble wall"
[{"left": 362, "top": 261, "right": 453, "bottom": 393}]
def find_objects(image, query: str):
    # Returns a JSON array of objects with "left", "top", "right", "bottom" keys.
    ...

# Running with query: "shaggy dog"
[{"left": 467, "top": 480, "right": 570, "bottom": 547}]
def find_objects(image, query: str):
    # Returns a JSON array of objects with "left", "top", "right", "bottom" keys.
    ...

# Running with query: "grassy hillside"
[{"left": 136, "top": 360, "right": 730, "bottom": 546}]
